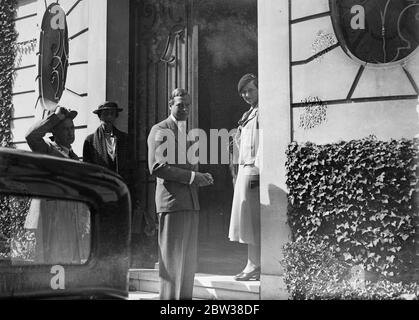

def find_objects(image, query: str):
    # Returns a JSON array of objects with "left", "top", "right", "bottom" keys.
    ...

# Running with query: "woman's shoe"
[{"left": 233, "top": 267, "right": 260, "bottom": 281}]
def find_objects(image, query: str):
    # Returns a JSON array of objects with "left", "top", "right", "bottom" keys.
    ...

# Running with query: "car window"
[{"left": 0, "top": 195, "right": 91, "bottom": 266}]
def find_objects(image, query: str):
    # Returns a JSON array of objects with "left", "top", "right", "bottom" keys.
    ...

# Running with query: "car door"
[{"left": 0, "top": 148, "right": 131, "bottom": 299}]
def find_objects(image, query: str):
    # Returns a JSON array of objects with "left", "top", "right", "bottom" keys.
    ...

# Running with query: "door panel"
[{"left": 129, "top": 0, "right": 196, "bottom": 258}]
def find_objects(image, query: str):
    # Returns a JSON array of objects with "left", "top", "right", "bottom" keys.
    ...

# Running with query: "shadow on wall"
[
  {"left": 258, "top": 184, "right": 291, "bottom": 299},
  {"left": 260, "top": 183, "right": 291, "bottom": 275}
]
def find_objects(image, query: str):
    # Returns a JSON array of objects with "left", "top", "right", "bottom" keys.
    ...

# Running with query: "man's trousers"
[{"left": 158, "top": 210, "right": 199, "bottom": 300}]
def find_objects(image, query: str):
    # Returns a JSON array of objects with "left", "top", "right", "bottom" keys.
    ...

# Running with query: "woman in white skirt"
[{"left": 229, "top": 74, "right": 261, "bottom": 281}]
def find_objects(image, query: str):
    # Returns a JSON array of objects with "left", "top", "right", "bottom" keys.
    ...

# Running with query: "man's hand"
[{"left": 193, "top": 172, "right": 214, "bottom": 187}]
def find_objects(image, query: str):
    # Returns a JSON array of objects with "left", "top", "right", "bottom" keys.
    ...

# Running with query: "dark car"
[{"left": 0, "top": 148, "right": 131, "bottom": 299}]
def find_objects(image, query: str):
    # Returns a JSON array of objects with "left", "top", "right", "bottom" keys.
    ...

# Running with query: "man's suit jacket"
[{"left": 147, "top": 116, "right": 200, "bottom": 213}]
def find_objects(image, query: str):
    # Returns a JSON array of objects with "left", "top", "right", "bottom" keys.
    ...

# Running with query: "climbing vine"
[
  {"left": 14, "top": 38, "right": 37, "bottom": 73},
  {"left": 0, "top": 0, "right": 18, "bottom": 147},
  {"left": 0, "top": 1, "right": 27, "bottom": 261},
  {"left": 286, "top": 137, "right": 419, "bottom": 279}
]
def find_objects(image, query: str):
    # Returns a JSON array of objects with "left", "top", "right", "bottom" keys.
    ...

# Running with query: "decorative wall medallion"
[
  {"left": 330, "top": 0, "right": 419, "bottom": 65},
  {"left": 38, "top": 4, "right": 69, "bottom": 111}
]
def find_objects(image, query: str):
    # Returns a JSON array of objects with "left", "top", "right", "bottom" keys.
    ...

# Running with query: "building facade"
[{"left": 11, "top": 0, "right": 419, "bottom": 299}]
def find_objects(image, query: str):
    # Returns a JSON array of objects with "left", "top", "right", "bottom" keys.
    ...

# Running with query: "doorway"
[
  {"left": 128, "top": 0, "right": 258, "bottom": 277},
  {"left": 195, "top": 0, "right": 258, "bottom": 275}
]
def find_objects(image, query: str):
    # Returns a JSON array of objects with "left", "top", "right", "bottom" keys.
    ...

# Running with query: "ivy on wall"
[
  {"left": 0, "top": 0, "right": 17, "bottom": 147},
  {"left": 282, "top": 238, "right": 418, "bottom": 299},
  {"left": 286, "top": 137, "right": 419, "bottom": 279},
  {"left": 15, "top": 38, "right": 37, "bottom": 74},
  {"left": 0, "top": 1, "right": 22, "bottom": 261},
  {"left": 0, "top": 195, "right": 34, "bottom": 261}
]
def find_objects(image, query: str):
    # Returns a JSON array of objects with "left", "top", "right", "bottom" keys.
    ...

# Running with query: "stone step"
[
  {"left": 129, "top": 269, "right": 260, "bottom": 300},
  {"left": 128, "top": 291, "right": 160, "bottom": 300},
  {"left": 128, "top": 291, "right": 205, "bottom": 300}
]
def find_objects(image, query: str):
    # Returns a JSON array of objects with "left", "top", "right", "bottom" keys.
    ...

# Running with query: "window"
[{"left": 0, "top": 195, "right": 91, "bottom": 265}]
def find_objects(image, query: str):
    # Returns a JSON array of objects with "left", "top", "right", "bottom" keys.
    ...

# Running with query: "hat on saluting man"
[{"left": 53, "top": 105, "right": 78, "bottom": 122}]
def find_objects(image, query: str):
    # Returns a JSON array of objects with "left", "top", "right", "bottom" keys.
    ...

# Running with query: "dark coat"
[{"left": 83, "top": 126, "right": 130, "bottom": 182}]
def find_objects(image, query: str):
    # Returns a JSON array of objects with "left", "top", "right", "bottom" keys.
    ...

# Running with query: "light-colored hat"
[{"left": 55, "top": 106, "right": 78, "bottom": 121}]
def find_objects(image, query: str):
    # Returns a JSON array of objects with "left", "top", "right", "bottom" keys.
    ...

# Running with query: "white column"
[
  {"left": 87, "top": 0, "right": 130, "bottom": 133},
  {"left": 87, "top": 0, "right": 107, "bottom": 132},
  {"left": 258, "top": 0, "right": 292, "bottom": 300},
  {"left": 416, "top": 96, "right": 419, "bottom": 138}
]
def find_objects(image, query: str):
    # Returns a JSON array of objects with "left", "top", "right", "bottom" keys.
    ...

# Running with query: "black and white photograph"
[{"left": 0, "top": 0, "right": 418, "bottom": 304}]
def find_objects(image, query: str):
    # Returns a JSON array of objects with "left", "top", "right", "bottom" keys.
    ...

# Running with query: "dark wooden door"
[
  {"left": 128, "top": 0, "right": 197, "bottom": 252},
  {"left": 128, "top": 0, "right": 258, "bottom": 273}
]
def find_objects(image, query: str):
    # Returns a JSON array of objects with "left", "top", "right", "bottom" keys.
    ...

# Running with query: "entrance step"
[
  {"left": 129, "top": 269, "right": 260, "bottom": 300},
  {"left": 128, "top": 291, "right": 160, "bottom": 300},
  {"left": 128, "top": 291, "right": 205, "bottom": 301}
]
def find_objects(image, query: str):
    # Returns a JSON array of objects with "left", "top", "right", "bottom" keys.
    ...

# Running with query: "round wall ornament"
[
  {"left": 38, "top": 3, "right": 69, "bottom": 111},
  {"left": 330, "top": 0, "right": 419, "bottom": 65}
]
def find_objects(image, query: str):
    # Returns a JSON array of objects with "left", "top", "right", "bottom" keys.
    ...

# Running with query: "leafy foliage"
[
  {"left": 282, "top": 239, "right": 418, "bottom": 300},
  {"left": 0, "top": 196, "right": 35, "bottom": 261},
  {"left": 0, "top": 0, "right": 17, "bottom": 147},
  {"left": 0, "top": 1, "right": 33, "bottom": 261},
  {"left": 286, "top": 137, "right": 419, "bottom": 279},
  {"left": 282, "top": 238, "right": 349, "bottom": 299}
]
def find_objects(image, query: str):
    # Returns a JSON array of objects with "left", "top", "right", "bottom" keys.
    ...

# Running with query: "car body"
[{"left": 0, "top": 148, "right": 131, "bottom": 299}]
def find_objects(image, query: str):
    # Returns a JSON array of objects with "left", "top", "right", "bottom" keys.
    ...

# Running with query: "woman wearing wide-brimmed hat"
[{"left": 83, "top": 101, "right": 130, "bottom": 182}]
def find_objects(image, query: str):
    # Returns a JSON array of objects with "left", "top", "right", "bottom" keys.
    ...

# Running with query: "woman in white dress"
[{"left": 229, "top": 74, "right": 261, "bottom": 281}]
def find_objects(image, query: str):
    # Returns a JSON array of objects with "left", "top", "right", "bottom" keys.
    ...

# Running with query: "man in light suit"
[{"left": 147, "top": 88, "right": 214, "bottom": 300}]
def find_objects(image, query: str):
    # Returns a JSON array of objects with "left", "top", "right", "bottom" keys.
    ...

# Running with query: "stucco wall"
[
  {"left": 12, "top": 0, "right": 130, "bottom": 156},
  {"left": 290, "top": 0, "right": 419, "bottom": 143},
  {"left": 258, "top": 0, "right": 419, "bottom": 300},
  {"left": 12, "top": 0, "right": 91, "bottom": 155}
]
